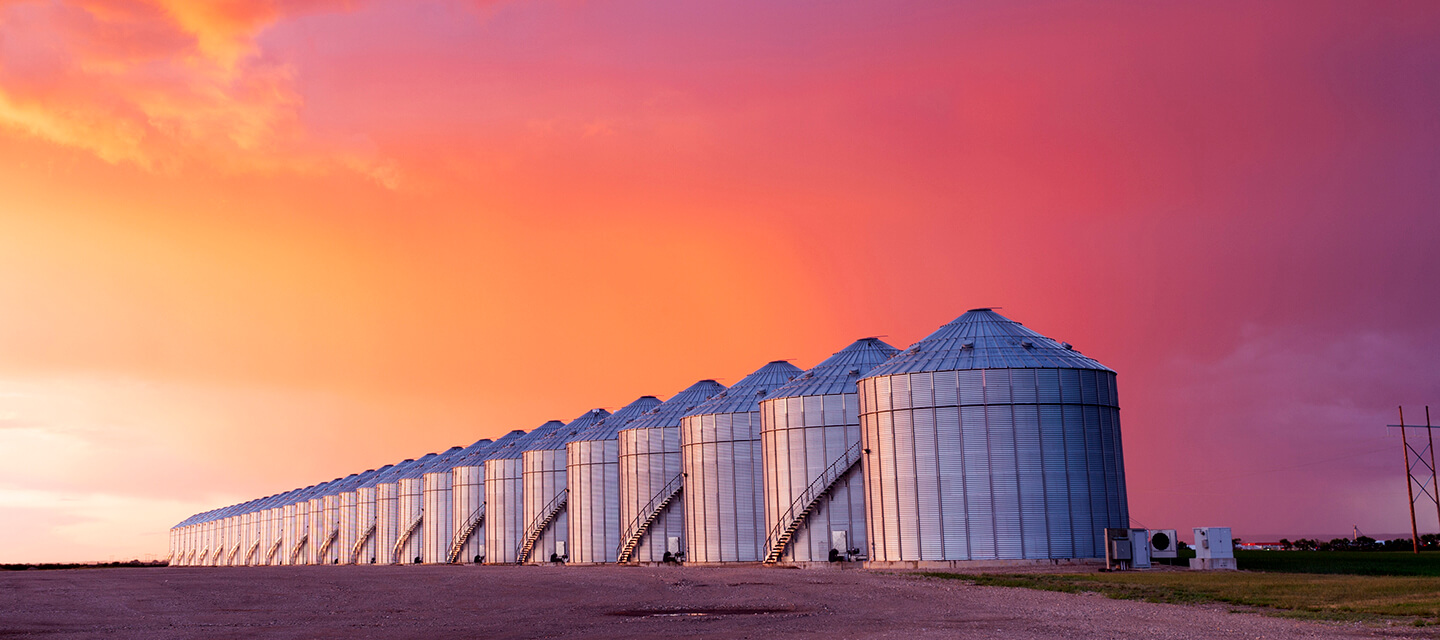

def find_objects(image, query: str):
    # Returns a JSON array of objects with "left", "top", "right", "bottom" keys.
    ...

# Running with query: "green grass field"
[{"left": 921, "top": 550, "right": 1440, "bottom": 624}]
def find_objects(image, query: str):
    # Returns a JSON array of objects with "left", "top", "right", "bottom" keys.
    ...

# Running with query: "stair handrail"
[
  {"left": 288, "top": 532, "right": 309, "bottom": 565},
  {"left": 762, "top": 440, "right": 863, "bottom": 563},
  {"left": 264, "top": 536, "right": 283, "bottom": 565},
  {"left": 616, "top": 472, "right": 684, "bottom": 561},
  {"left": 392, "top": 514, "right": 423, "bottom": 564},
  {"left": 517, "top": 489, "right": 569, "bottom": 563},
  {"left": 315, "top": 528, "right": 339, "bottom": 563},
  {"left": 447, "top": 503, "right": 486, "bottom": 564},
  {"left": 351, "top": 523, "right": 376, "bottom": 564}
]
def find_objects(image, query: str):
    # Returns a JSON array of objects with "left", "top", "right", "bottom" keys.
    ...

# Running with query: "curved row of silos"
[{"left": 170, "top": 309, "right": 1129, "bottom": 568}]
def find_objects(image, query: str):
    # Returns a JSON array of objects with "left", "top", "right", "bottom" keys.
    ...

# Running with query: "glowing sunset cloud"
[{"left": 1, "top": 0, "right": 1438, "bottom": 562}]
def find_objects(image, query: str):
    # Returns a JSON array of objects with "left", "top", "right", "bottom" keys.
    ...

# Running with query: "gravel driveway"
[{"left": 0, "top": 565, "right": 1429, "bottom": 639}]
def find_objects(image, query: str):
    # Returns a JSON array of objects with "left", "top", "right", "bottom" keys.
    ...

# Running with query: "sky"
[{"left": 1, "top": 0, "right": 1437, "bottom": 563}]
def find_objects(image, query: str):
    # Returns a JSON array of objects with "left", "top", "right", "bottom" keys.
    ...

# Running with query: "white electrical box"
[
  {"left": 832, "top": 530, "right": 849, "bottom": 556},
  {"left": 667, "top": 536, "right": 682, "bottom": 555},
  {"left": 1190, "top": 527, "right": 1237, "bottom": 570},
  {"left": 1149, "top": 529, "right": 1178, "bottom": 558},
  {"left": 555, "top": 540, "right": 566, "bottom": 559},
  {"left": 1193, "top": 527, "right": 1233, "bottom": 559}
]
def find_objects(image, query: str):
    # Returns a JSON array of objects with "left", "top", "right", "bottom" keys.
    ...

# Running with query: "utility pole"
[{"left": 1392, "top": 406, "right": 1439, "bottom": 554}]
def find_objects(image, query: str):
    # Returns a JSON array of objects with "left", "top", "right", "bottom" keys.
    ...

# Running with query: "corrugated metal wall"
[
  {"left": 859, "top": 367, "right": 1127, "bottom": 561},
  {"left": 565, "top": 438, "right": 618, "bottom": 563},
  {"left": 451, "top": 465, "right": 485, "bottom": 563},
  {"left": 617, "top": 425, "right": 684, "bottom": 562},
  {"left": 760, "top": 393, "right": 867, "bottom": 562},
  {"left": 374, "top": 483, "right": 400, "bottom": 565},
  {"left": 396, "top": 478, "right": 424, "bottom": 564},
  {"left": 422, "top": 471, "right": 452, "bottom": 564},
  {"left": 681, "top": 411, "right": 766, "bottom": 562},
  {"left": 483, "top": 458, "right": 524, "bottom": 564},
  {"left": 520, "top": 449, "right": 568, "bottom": 563}
]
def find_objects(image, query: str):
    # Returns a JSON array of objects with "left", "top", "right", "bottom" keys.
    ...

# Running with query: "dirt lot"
[{"left": 0, "top": 565, "right": 1430, "bottom": 639}]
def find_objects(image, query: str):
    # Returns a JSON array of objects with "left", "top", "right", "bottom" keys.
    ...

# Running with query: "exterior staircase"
[
  {"left": 762, "top": 440, "right": 862, "bottom": 564},
  {"left": 616, "top": 473, "right": 684, "bottom": 563},
  {"left": 447, "top": 503, "right": 486, "bottom": 564},
  {"left": 264, "top": 536, "right": 283, "bottom": 565},
  {"left": 392, "top": 515, "right": 423, "bottom": 563},
  {"left": 517, "top": 489, "right": 568, "bottom": 563},
  {"left": 315, "top": 528, "right": 339, "bottom": 563},
  {"left": 351, "top": 523, "right": 376, "bottom": 564},
  {"left": 288, "top": 533, "right": 308, "bottom": 565}
]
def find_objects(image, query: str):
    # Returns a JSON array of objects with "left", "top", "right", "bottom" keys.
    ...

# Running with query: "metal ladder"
[
  {"left": 447, "top": 503, "right": 486, "bottom": 564},
  {"left": 288, "top": 533, "right": 309, "bottom": 565},
  {"left": 616, "top": 473, "right": 684, "bottom": 563},
  {"left": 392, "top": 515, "right": 423, "bottom": 563},
  {"left": 517, "top": 489, "right": 568, "bottom": 563},
  {"left": 351, "top": 523, "right": 376, "bottom": 564},
  {"left": 763, "top": 440, "right": 863, "bottom": 564},
  {"left": 315, "top": 528, "right": 339, "bottom": 563}
]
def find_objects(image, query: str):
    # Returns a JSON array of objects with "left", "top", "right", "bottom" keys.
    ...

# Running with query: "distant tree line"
[{"left": 1274, "top": 534, "right": 1440, "bottom": 551}]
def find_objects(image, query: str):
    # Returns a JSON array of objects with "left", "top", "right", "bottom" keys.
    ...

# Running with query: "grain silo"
[
  {"left": 566, "top": 395, "right": 663, "bottom": 564},
  {"left": 376, "top": 452, "right": 438, "bottom": 564},
  {"left": 448, "top": 429, "right": 528, "bottom": 564},
  {"left": 421, "top": 438, "right": 494, "bottom": 564},
  {"left": 338, "top": 465, "right": 392, "bottom": 565},
  {"left": 484, "top": 420, "right": 565, "bottom": 564},
  {"left": 759, "top": 338, "right": 900, "bottom": 565},
  {"left": 352, "top": 460, "right": 416, "bottom": 564},
  {"left": 857, "top": 309, "right": 1128, "bottom": 565},
  {"left": 682, "top": 361, "right": 803, "bottom": 563},
  {"left": 313, "top": 472, "right": 369, "bottom": 564},
  {"left": 519, "top": 409, "right": 609, "bottom": 564},
  {"left": 616, "top": 380, "right": 726, "bottom": 563},
  {"left": 393, "top": 446, "right": 465, "bottom": 564}
]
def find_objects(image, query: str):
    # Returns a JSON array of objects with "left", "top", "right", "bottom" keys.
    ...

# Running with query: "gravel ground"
[{"left": 1, "top": 565, "right": 1433, "bottom": 639}]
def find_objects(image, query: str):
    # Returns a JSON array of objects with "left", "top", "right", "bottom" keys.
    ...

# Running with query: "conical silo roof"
[
  {"left": 490, "top": 420, "right": 566, "bottom": 459},
  {"left": 767, "top": 338, "right": 900, "bottom": 399},
  {"left": 572, "top": 396, "right": 663, "bottom": 441},
  {"left": 530, "top": 408, "right": 609, "bottom": 450},
  {"left": 866, "top": 308, "right": 1112, "bottom": 376},
  {"left": 399, "top": 446, "right": 466, "bottom": 479},
  {"left": 684, "top": 361, "right": 803, "bottom": 417},
  {"left": 466, "top": 430, "right": 528, "bottom": 464},
  {"left": 621, "top": 380, "right": 727, "bottom": 431}
]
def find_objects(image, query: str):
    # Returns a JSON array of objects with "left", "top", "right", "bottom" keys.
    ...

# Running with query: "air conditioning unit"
[{"left": 1149, "top": 529, "right": 1178, "bottom": 558}]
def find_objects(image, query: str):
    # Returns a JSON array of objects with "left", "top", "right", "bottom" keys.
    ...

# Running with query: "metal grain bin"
[
  {"left": 858, "top": 309, "right": 1128, "bottom": 565},
  {"left": 617, "top": 380, "right": 726, "bottom": 563},
  {"left": 352, "top": 460, "right": 415, "bottom": 564},
  {"left": 377, "top": 453, "right": 439, "bottom": 564},
  {"left": 448, "top": 430, "right": 528, "bottom": 564},
  {"left": 394, "top": 446, "right": 465, "bottom": 564},
  {"left": 759, "top": 338, "right": 899, "bottom": 564},
  {"left": 484, "top": 421, "right": 566, "bottom": 564},
  {"left": 339, "top": 466, "right": 392, "bottom": 565},
  {"left": 520, "top": 409, "right": 609, "bottom": 564},
  {"left": 682, "top": 361, "right": 803, "bottom": 563},
  {"left": 421, "top": 438, "right": 495, "bottom": 564},
  {"left": 566, "top": 396, "right": 663, "bottom": 564}
]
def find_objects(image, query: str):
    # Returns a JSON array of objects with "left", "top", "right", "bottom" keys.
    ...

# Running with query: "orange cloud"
[{"left": 0, "top": 0, "right": 392, "bottom": 183}]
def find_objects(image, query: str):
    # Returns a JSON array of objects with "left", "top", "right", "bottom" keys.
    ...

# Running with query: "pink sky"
[{"left": 1, "top": 0, "right": 1438, "bottom": 562}]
